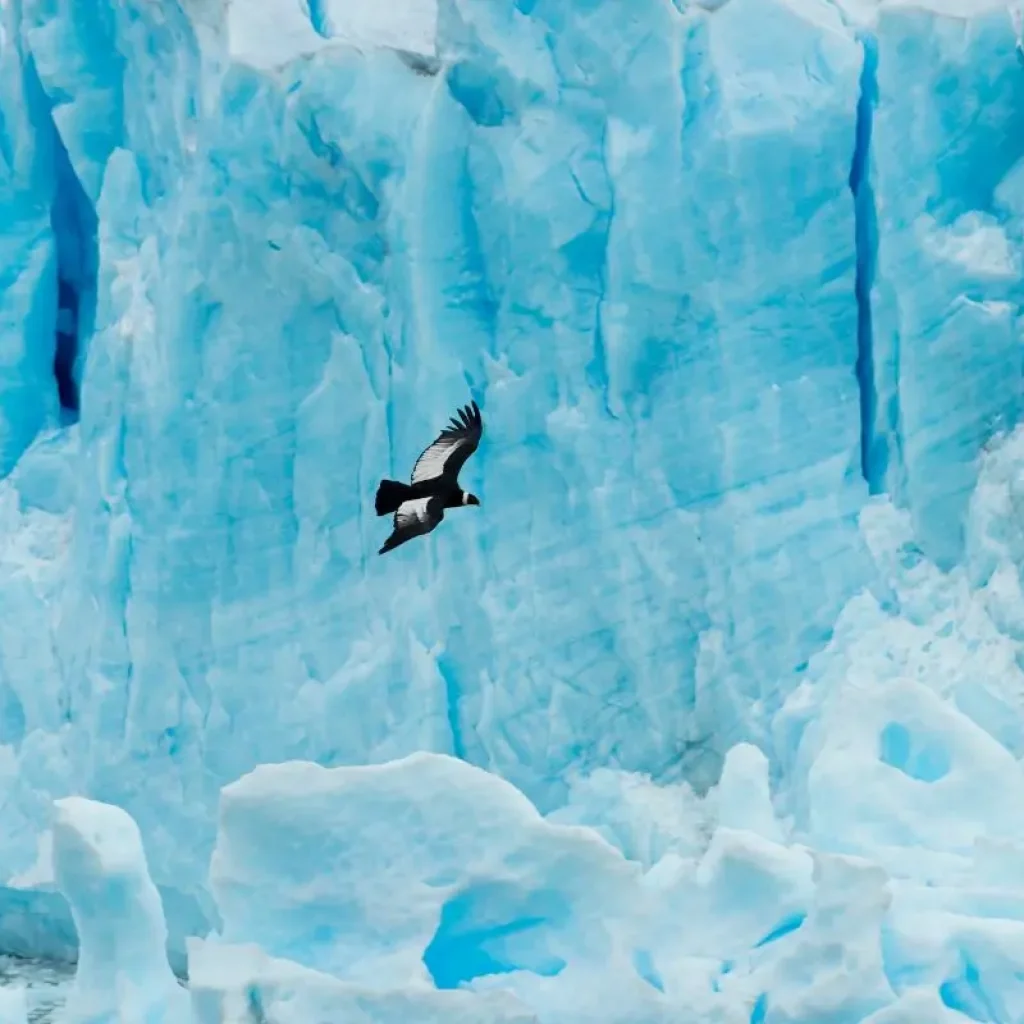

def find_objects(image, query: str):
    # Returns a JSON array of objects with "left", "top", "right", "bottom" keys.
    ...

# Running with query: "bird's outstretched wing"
[
  {"left": 410, "top": 401, "right": 483, "bottom": 485},
  {"left": 379, "top": 497, "right": 444, "bottom": 554}
]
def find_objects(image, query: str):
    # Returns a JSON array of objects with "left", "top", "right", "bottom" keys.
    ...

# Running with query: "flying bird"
[{"left": 375, "top": 400, "right": 483, "bottom": 555}]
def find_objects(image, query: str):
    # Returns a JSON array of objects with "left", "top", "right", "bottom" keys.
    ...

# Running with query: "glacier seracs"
[
  {"left": 49, "top": 796, "right": 189, "bottom": 1024},
  {"left": 0, "top": 0, "right": 1022, "bottom": 1019}
]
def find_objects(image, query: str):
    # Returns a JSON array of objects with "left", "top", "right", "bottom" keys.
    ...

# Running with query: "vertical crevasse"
[
  {"left": 18, "top": 49, "right": 98, "bottom": 427},
  {"left": 849, "top": 34, "right": 882, "bottom": 493},
  {"left": 48, "top": 123, "right": 97, "bottom": 421}
]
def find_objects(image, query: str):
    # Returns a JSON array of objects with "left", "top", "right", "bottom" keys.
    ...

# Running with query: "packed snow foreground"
[{"left": 2, "top": 0, "right": 1024, "bottom": 1019}]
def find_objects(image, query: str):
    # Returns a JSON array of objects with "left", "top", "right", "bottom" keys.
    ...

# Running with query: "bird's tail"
[{"left": 375, "top": 479, "right": 412, "bottom": 516}]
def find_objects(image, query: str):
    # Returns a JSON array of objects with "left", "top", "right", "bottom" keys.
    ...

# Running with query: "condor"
[{"left": 375, "top": 400, "right": 483, "bottom": 555}]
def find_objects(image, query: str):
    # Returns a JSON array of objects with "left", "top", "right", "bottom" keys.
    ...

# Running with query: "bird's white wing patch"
[
  {"left": 395, "top": 497, "right": 434, "bottom": 528},
  {"left": 411, "top": 438, "right": 460, "bottom": 484}
]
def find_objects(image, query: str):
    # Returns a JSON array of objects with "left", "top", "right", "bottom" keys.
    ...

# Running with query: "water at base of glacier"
[{"left": 0, "top": 958, "right": 71, "bottom": 1024}]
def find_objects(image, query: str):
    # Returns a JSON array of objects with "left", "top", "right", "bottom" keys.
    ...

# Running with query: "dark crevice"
[
  {"left": 54, "top": 280, "right": 79, "bottom": 415},
  {"left": 49, "top": 123, "right": 98, "bottom": 423},
  {"left": 849, "top": 36, "right": 880, "bottom": 492},
  {"left": 21, "top": 52, "right": 98, "bottom": 425}
]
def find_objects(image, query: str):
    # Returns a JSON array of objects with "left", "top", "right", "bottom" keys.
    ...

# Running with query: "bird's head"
[{"left": 463, "top": 492, "right": 481, "bottom": 507}]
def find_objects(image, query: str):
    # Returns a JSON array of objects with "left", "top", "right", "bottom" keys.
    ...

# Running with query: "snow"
[{"left": 0, "top": 0, "right": 1022, "bottom": 1019}]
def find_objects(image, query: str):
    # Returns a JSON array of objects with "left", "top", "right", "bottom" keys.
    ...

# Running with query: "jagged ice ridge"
[{"left": 0, "top": 0, "right": 1023, "bottom": 1019}]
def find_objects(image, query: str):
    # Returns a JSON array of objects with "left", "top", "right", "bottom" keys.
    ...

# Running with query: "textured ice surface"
[
  {"left": 188, "top": 939, "right": 538, "bottom": 1023},
  {"left": 0, "top": 0, "right": 1022, "bottom": 1018},
  {"left": 49, "top": 798, "right": 189, "bottom": 1024},
  {"left": 58, "top": 702, "right": 1024, "bottom": 1021},
  {"left": 0, "top": 958, "right": 71, "bottom": 1024},
  {"left": 0, "top": 987, "right": 26, "bottom": 1024},
  {"left": 211, "top": 752, "right": 641, "bottom": 986},
  {"left": 0, "top": 2, "right": 66, "bottom": 476},
  {"left": 862, "top": 4, "right": 1024, "bottom": 568},
  {"left": 0, "top": 0, "right": 883, "bottom": 935},
  {"left": 225, "top": 0, "right": 438, "bottom": 70},
  {"left": 19, "top": 428, "right": 1024, "bottom": 1018}
]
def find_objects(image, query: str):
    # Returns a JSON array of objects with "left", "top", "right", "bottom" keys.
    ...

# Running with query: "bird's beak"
[{"left": 470, "top": 495, "right": 481, "bottom": 506}]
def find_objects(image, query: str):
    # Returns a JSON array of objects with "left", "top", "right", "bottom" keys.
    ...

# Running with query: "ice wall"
[
  {"left": 863, "top": 1, "right": 1024, "bottom": 568},
  {"left": 0, "top": 1, "right": 64, "bottom": 475},
  {"left": 0, "top": 0, "right": 1021, "bottom": 971}
]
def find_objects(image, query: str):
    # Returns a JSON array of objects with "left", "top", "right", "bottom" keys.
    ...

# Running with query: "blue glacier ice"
[
  {"left": 49, "top": 797, "right": 189, "bottom": 1023},
  {"left": 0, "top": 0, "right": 1024, "bottom": 1019},
  {"left": 863, "top": 0, "right": 1024, "bottom": 568}
]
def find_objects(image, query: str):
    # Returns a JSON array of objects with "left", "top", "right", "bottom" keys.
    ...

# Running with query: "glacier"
[{"left": 0, "top": 0, "right": 1023, "bottom": 1019}]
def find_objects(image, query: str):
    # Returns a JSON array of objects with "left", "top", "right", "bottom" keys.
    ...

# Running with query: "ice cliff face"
[{"left": 0, "top": 0, "right": 1024, "bottom": 1004}]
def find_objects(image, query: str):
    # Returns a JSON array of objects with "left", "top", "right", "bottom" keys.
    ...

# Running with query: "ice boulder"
[
  {"left": 188, "top": 938, "right": 537, "bottom": 1024},
  {"left": 800, "top": 673, "right": 1024, "bottom": 856},
  {"left": 768, "top": 497, "right": 1024, "bottom": 872},
  {"left": 213, "top": 749, "right": 970, "bottom": 1022},
  {"left": 51, "top": 797, "right": 187, "bottom": 1024},
  {"left": 646, "top": 826, "right": 814, "bottom": 968},
  {"left": 731, "top": 853, "right": 895, "bottom": 1022},
  {"left": 210, "top": 751, "right": 642, "bottom": 987}
]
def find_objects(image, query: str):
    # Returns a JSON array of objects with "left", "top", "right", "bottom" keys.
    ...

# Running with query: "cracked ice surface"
[{"left": 224, "top": 0, "right": 438, "bottom": 70}]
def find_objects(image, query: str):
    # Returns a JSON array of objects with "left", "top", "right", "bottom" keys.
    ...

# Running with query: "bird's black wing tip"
[
  {"left": 460, "top": 400, "right": 481, "bottom": 432},
  {"left": 458, "top": 401, "right": 480, "bottom": 430},
  {"left": 441, "top": 399, "right": 482, "bottom": 437}
]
